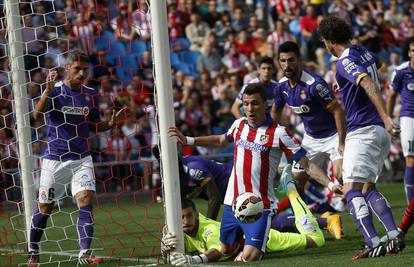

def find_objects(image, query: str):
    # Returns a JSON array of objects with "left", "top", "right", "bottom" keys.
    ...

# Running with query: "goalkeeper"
[{"left": 162, "top": 165, "right": 325, "bottom": 265}]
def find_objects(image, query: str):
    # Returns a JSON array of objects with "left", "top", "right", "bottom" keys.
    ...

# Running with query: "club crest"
[{"left": 259, "top": 134, "right": 269, "bottom": 145}]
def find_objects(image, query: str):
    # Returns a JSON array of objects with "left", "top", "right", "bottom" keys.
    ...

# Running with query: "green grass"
[{"left": 1, "top": 184, "right": 414, "bottom": 266}]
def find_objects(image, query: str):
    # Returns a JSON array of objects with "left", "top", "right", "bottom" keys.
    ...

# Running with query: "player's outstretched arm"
[
  {"left": 297, "top": 156, "right": 343, "bottom": 195},
  {"left": 33, "top": 70, "right": 57, "bottom": 121},
  {"left": 359, "top": 75, "right": 400, "bottom": 137},
  {"left": 168, "top": 127, "right": 229, "bottom": 147}
]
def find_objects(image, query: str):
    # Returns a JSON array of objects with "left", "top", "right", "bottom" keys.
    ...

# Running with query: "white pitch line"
[{"left": 0, "top": 248, "right": 158, "bottom": 265}]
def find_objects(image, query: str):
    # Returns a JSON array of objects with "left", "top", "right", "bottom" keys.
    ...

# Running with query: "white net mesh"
[{"left": 0, "top": 1, "right": 164, "bottom": 265}]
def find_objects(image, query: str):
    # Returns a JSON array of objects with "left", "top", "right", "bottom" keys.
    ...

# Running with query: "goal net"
[{"left": 0, "top": 0, "right": 168, "bottom": 265}]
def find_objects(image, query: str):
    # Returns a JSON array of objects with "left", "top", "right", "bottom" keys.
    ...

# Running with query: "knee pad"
[{"left": 351, "top": 197, "right": 369, "bottom": 220}]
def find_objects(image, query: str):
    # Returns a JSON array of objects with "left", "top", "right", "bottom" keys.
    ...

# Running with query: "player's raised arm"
[
  {"left": 33, "top": 70, "right": 57, "bottom": 121},
  {"left": 168, "top": 127, "right": 229, "bottom": 147}
]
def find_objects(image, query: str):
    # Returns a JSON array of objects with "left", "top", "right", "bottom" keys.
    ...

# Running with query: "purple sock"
[
  {"left": 316, "top": 217, "right": 327, "bottom": 229},
  {"left": 77, "top": 205, "right": 94, "bottom": 250},
  {"left": 404, "top": 166, "right": 414, "bottom": 203},
  {"left": 29, "top": 209, "right": 49, "bottom": 252},
  {"left": 272, "top": 214, "right": 297, "bottom": 232},
  {"left": 365, "top": 188, "right": 398, "bottom": 237},
  {"left": 345, "top": 189, "right": 379, "bottom": 248}
]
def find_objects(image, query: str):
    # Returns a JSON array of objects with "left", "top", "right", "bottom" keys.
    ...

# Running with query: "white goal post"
[
  {"left": 149, "top": 0, "right": 185, "bottom": 253},
  {"left": 5, "top": 0, "right": 36, "bottom": 243}
]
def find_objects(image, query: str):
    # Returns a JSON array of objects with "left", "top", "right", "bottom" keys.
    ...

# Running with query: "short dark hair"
[
  {"left": 278, "top": 41, "right": 300, "bottom": 58},
  {"left": 66, "top": 51, "right": 90, "bottom": 65},
  {"left": 242, "top": 83, "right": 266, "bottom": 102},
  {"left": 407, "top": 37, "right": 414, "bottom": 47},
  {"left": 258, "top": 56, "right": 275, "bottom": 68},
  {"left": 181, "top": 198, "right": 196, "bottom": 211},
  {"left": 317, "top": 16, "right": 352, "bottom": 44}
]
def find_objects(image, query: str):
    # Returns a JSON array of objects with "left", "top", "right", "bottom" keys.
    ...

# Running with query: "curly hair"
[{"left": 317, "top": 16, "right": 352, "bottom": 44}]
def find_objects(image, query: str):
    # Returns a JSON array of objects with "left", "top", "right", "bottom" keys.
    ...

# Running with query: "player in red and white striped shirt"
[{"left": 169, "top": 83, "right": 342, "bottom": 262}]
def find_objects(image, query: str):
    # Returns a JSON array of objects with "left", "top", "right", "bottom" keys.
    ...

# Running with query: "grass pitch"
[{"left": 1, "top": 183, "right": 414, "bottom": 266}]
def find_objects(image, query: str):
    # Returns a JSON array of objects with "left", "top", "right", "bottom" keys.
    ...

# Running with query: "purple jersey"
[
  {"left": 236, "top": 78, "right": 278, "bottom": 111},
  {"left": 182, "top": 156, "right": 232, "bottom": 199},
  {"left": 335, "top": 45, "right": 384, "bottom": 132},
  {"left": 43, "top": 81, "right": 100, "bottom": 161},
  {"left": 390, "top": 61, "right": 414, "bottom": 118},
  {"left": 274, "top": 70, "right": 337, "bottom": 138}
]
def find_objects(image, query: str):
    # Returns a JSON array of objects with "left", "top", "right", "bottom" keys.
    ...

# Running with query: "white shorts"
[
  {"left": 292, "top": 133, "right": 341, "bottom": 173},
  {"left": 400, "top": 116, "right": 414, "bottom": 157},
  {"left": 342, "top": 125, "right": 390, "bottom": 184},
  {"left": 38, "top": 156, "right": 96, "bottom": 204}
]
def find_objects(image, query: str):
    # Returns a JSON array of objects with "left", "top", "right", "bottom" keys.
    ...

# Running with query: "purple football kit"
[
  {"left": 274, "top": 70, "right": 341, "bottom": 171},
  {"left": 390, "top": 61, "right": 414, "bottom": 202},
  {"left": 336, "top": 45, "right": 398, "bottom": 248}
]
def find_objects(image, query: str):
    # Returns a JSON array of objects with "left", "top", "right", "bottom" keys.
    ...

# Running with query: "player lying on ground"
[
  {"left": 169, "top": 83, "right": 342, "bottom": 262},
  {"left": 175, "top": 153, "right": 342, "bottom": 239},
  {"left": 28, "top": 51, "right": 127, "bottom": 266},
  {"left": 318, "top": 15, "right": 405, "bottom": 259},
  {"left": 162, "top": 165, "right": 325, "bottom": 265}
]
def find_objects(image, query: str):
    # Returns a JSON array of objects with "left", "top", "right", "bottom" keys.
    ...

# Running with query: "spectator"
[
  {"left": 267, "top": 20, "right": 296, "bottom": 55},
  {"left": 300, "top": 5, "right": 318, "bottom": 60},
  {"left": 231, "top": 8, "right": 248, "bottom": 32},
  {"left": 132, "top": 0, "right": 151, "bottom": 41},
  {"left": 111, "top": 2, "right": 136, "bottom": 42},
  {"left": 221, "top": 44, "right": 248, "bottom": 74},
  {"left": 197, "top": 42, "right": 223, "bottom": 76},
  {"left": 202, "top": 0, "right": 221, "bottom": 28},
  {"left": 185, "top": 13, "right": 211, "bottom": 52},
  {"left": 214, "top": 11, "right": 232, "bottom": 46}
]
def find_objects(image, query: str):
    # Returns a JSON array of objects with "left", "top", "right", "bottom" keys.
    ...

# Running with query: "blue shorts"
[{"left": 220, "top": 205, "right": 274, "bottom": 252}]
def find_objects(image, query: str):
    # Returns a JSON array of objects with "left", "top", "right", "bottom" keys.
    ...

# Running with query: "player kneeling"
[{"left": 161, "top": 165, "right": 325, "bottom": 265}]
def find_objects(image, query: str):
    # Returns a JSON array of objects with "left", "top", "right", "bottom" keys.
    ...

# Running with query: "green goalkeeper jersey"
[{"left": 184, "top": 213, "right": 222, "bottom": 255}]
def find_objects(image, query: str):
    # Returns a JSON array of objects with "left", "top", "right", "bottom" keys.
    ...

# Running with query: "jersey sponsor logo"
[
  {"left": 236, "top": 139, "right": 268, "bottom": 152},
  {"left": 62, "top": 106, "right": 90, "bottom": 116},
  {"left": 342, "top": 58, "right": 357, "bottom": 74},
  {"left": 407, "top": 83, "right": 414, "bottom": 91},
  {"left": 290, "top": 105, "right": 310, "bottom": 114},
  {"left": 259, "top": 134, "right": 269, "bottom": 145}
]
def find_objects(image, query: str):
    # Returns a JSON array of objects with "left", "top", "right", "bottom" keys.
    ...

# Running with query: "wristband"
[
  {"left": 186, "top": 136, "right": 195, "bottom": 145},
  {"left": 191, "top": 255, "right": 203, "bottom": 264},
  {"left": 328, "top": 182, "right": 335, "bottom": 191}
]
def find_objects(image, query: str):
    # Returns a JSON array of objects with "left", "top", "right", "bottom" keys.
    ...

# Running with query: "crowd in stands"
[{"left": 1, "top": 0, "right": 414, "bottom": 198}]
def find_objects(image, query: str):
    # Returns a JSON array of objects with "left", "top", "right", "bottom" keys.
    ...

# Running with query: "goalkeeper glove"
[
  {"left": 170, "top": 252, "right": 206, "bottom": 266},
  {"left": 161, "top": 232, "right": 177, "bottom": 255}
]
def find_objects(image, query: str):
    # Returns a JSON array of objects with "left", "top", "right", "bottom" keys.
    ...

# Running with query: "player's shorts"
[
  {"left": 220, "top": 205, "right": 274, "bottom": 253},
  {"left": 38, "top": 156, "right": 96, "bottom": 204},
  {"left": 400, "top": 116, "right": 414, "bottom": 157},
  {"left": 292, "top": 133, "right": 341, "bottom": 173},
  {"left": 342, "top": 125, "right": 390, "bottom": 184}
]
